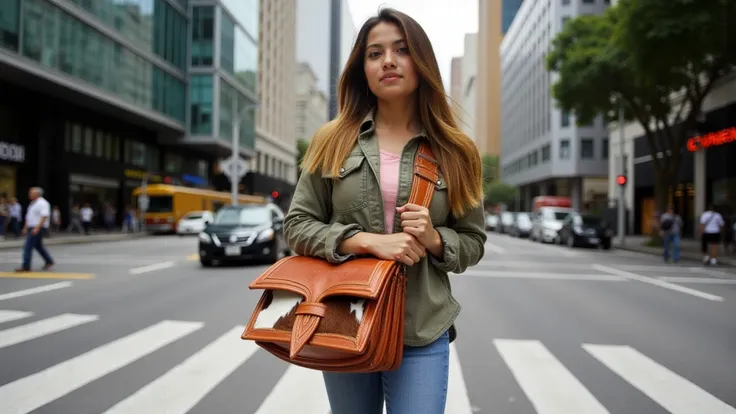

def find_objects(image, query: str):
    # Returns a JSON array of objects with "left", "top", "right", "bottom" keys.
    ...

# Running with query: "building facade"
[
  {"left": 474, "top": 0, "right": 503, "bottom": 157},
  {"left": 449, "top": 56, "right": 463, "bottom": 118},
  {"left": 459, "top": 33, "right": 477, "bottom": 143},
  {"left": 295, "top": 62, "right": 328, "bottom": 142},
  {"left": 608, "top": 75, "right": 736, "bottom": 237},
  {"left": 0, "top": 0, "right": 204, "bottom": 229},
  {"left": 250, "top": 0, "right": 297, "bottom": 210},
  {"left": 499, "top": 0, "right": 610, "bottom": 211}
]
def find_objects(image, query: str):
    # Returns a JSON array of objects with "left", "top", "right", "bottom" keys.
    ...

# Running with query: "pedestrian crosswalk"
[{"left": 1, "top": 307, "right": 734, "bottom": 413}]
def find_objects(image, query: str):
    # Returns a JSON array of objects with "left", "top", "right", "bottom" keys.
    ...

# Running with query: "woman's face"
[{"left": 364, "top": 22, "right": 419, "bottom": 102}]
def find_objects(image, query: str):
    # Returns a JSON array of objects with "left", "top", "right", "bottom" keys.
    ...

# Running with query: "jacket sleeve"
[
  {"left": 283, "top": 170, "right": 363, "bottom": 264},
  {"left": 429, "top": 201, "right": 487, "bottom": 274}
]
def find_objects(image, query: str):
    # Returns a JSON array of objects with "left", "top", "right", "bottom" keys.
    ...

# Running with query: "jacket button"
[
  {"left": 340, "top": 168, "right": 345, "bottom": 173},
  {"left": 437, "top": 180, "right": 441, "bottom": 185}
]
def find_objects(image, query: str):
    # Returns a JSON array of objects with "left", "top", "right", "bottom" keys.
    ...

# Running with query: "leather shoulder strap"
[{"left": 408, "top": 142, "right": 440, "bottom": 208}]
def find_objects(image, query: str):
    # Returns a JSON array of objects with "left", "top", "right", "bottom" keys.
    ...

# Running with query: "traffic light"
[
  {"left": 616, "top": 175, "right": 627, "bottom": 186},
  {"left": 271, "top": 190, "right": 280, "bottom": 199}
]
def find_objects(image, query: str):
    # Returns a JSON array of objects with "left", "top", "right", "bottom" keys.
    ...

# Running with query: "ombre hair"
[{"left": 301, "top": 8, "right": 483, "bottom": 217}]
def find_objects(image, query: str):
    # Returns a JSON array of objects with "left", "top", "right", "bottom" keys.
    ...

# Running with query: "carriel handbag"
[{"left": 241, "top": 142, "right": 440, "bottom": 373}]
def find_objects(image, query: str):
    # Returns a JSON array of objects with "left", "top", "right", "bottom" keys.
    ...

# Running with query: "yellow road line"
[
  {"left": 186, "top": 254, "right": 199, "bottom": 261},
  {"left": 0, "top": 272, "right": 95, "bottom": 280}
]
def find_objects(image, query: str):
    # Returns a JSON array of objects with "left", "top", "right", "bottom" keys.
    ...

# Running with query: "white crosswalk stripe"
[{"left": 0, "top": 310, "right": 733, "bottom": 413}]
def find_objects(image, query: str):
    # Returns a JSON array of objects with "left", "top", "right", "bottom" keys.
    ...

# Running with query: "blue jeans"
[
  {"left": 22, "top": 228, "right": 54, "bottom": 270},
  {"left": 663, "top": 232, "right": 680, "bottom": 262},
  {"left": 323, "top": 330, "right": 450, "bottom": 414}
]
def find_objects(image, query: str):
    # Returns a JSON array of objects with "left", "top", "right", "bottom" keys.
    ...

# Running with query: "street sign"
[
  {"left": 138, "top": 194, "right": 150, "bottom": 211},
  {"left": 219, "top": 157, "right": 249, "bottom": 181}
]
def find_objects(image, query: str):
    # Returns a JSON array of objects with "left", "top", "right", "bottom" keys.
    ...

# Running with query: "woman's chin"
[{"left": 374, "top": 88, "right": 415, "bottom": 102}]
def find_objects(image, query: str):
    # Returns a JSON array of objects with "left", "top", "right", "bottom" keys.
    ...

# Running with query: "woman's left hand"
[{"left": 397, "top": 203, "right": 443, "bottom": 257}]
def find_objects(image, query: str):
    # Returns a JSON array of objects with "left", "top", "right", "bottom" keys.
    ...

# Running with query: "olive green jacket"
[{"left": 283, "top": 112, "right": 487, "bottom": 347}]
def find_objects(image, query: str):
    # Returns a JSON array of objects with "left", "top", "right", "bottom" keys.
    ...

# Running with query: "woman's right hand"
[{"left": 367, "top": 233, "right": 427, "bottom": 266}]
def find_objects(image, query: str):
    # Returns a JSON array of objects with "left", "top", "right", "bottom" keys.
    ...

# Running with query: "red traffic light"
[
  {"left": 271, "top": 191, "right": 279, "bottom": 199},
  {"left": 616, "top": 175, "right": 627, "bottom": 186}
]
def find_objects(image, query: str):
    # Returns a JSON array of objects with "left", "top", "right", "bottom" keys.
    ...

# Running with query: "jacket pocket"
[
  {"left": 429, "top": 174, "right": 450, "bottom": 225},
  {"left": 323, "top": 154, "right": 368, "bottom": 214}
]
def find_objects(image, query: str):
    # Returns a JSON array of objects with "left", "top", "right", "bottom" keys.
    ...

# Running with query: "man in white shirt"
[
  {"left": 15, "top": 187, "right": 55, "bottom": 272},
  {"left": 700, "top": 205, "right": 725, "bottom": 266}
]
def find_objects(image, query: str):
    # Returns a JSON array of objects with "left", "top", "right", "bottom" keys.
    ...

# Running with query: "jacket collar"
[{"left": 358, "top": 107, "right": 429, "bottom": 140}]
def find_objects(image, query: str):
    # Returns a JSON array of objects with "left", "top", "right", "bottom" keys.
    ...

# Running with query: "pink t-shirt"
[{"left": 379, "top": 149, "right": 401, "bottom": 233}]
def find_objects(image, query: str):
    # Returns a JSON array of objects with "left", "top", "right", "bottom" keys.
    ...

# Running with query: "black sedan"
[
  {"left": 559, "top": 213, "right": 613, "bottom": 249},
  {"left": 197, "top": 203, "right": 290, "bottom": 266}
]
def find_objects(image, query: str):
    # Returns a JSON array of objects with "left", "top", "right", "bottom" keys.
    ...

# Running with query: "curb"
[
  {"left": 0, "top": 233, "right": 150, "bottom": 251},
  {"left": 615, "top": 244, "right": 736, "bottom": 268}
]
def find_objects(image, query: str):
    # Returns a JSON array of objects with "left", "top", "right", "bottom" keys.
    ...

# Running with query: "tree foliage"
[
  {"left": 296, "top": 138, "right": 310, "bottom": 178},
  {"left": 546, "top": 0, "right": 736, "bottom": 214},
  {"left": 484, "top": 181, "right": 518, "bottom": 206}
]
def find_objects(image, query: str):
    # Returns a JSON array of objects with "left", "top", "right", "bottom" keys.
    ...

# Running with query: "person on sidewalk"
[
  {"left": 15, "top": 187, "right": 54, "bottom": 272},
  {"left": 80, "top": 203, "right": 94, "bottom": 235},
  {"left": 699, "top": 205, "right": 724, "bottom": 266},
  {"left": 659, "top": 205, "right": 683, "bottom": 263},
  {"left": 8, "top": 197, "right": 22, "bottom": 237}
]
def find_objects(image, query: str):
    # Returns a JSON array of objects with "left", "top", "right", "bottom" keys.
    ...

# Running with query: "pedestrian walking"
[
  {"left": 51, "top": 205, "right": 61, "bottom": 234},
  {"left": 80, "top": 203, "right": 93, "bottom": 235},
  {"left": 15, "top": 187, "right": 54, "bottom": 272},
  {"left": 8, "top": 197, "right": 22, "bottom": 237},
  {"left": 659, "top": 205, "right": 682, "bottom": 263},
  {"left": 67, "top": 203, "right": 84, "bottom": 233},
  {"left": 282, "top": 8, "right": 486, "bottom": 413},
  {"left": 699, "top": 205, "right": 724, "bottom": 265}
]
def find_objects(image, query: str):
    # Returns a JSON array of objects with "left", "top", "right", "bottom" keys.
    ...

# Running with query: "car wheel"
[
  {"left": 602, "top": 240, "right": 612, "bottom": 250},
  {"left": 200, "top": 258, "right": 213, "bottom": 267}
]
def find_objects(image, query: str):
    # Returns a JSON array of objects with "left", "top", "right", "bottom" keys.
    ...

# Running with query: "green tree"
[
  {"left": 485, "top": 181, "right": 518, "bottom": 206},
  {"left": 481, "top": 154, "right": 499, "bottom": 185},
  {"left": 295, "top": 138, "right": 310, "bottom": 179},
  {"left": 546, "top": 0, "right": 736, "bottom": 216}
]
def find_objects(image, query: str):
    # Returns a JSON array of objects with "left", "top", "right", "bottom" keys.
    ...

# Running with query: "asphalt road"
[{"left": 0, "top": 232, "right": 734, "bottom": 413}]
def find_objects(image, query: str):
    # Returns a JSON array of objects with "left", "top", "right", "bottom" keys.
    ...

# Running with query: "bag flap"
[{"left": 249, "top": 256, "right": 400, "bottom": 302}]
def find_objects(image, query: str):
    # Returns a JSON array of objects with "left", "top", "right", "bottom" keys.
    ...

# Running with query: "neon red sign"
[{"left": 687, "top": 127, "right": 736, "bottom": 152}]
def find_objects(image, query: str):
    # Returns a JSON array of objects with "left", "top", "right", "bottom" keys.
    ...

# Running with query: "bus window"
[{"left": 147, "top": 196, "right": 174, "bottom": 213}]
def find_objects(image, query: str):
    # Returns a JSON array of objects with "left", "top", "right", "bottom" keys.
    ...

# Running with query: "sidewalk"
[
  {"left": 616, "top": 235, "right": 736, "bottom": 267},
  {"left": 0, "top": 231, "right": 148, "bottom": 250}
]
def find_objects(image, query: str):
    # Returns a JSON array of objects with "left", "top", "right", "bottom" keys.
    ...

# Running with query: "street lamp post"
[
  {"left": 229, "top": 94, "right": 259, "bottom": 206},
  {"left": 617, "top": 95, "right": 626, "bottom": 247}
]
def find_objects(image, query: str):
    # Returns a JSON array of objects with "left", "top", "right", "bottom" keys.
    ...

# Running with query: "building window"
[
  {"left": 581, "top": 138, "right": 594, "bottom": 159},
  {"left": 219, "top": 78, "right": 256, "bottom": 150},
  {"left": 221, "top": 0, "right": 258, "bottom": 40},
  {"left": 602, "top": 138, "right": 609, "bottom": 159},
  {"left": 561, "top": 111, "right": 570, "bottom": 127},
  {"left": 583, "top": 0, "right": 595, "bottom": 3},
  {"left": 21, "top": 0, "right": 185, "bottom": 122},
  {"left": 562, "top": 0, "right": 570, "bottom": 4},
  {"left": 0, "top": 0, "right": 20, "bottom": 51},
  {"left": 542, "top": 144, "right": 551, "bottom": 162},
  {"left": 560, "top": 139, "right": 570, "bottom": 159},
  {"left": 562, "top": 16, "right": 570, "bottom": 26},
  {"left": 220, "top": 9, "right": 258, "bottom": 92},
  {"left": 192, "top": 6, "right": 214, "bottom": 66},
  {"left": 190, "top": 75, "right": 213, "bottom": 134}
]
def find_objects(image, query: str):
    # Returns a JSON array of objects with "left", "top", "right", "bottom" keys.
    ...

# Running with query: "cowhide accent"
[{"left": 254, "top": 292, "right": 368, "bottom": 339}]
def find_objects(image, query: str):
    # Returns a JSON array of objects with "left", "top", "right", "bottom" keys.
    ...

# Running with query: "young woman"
[{"left": 283, "top": 8, "right": 487, "bottom": 414}]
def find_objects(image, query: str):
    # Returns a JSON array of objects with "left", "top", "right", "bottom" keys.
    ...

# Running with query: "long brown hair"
[{"left": 301, "top": 8, "right": 483, "bottom": 217}]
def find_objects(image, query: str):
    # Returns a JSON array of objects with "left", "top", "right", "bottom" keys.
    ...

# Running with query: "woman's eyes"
[{"left": 367, "top": 47, "right": 409, "bottom": 59}]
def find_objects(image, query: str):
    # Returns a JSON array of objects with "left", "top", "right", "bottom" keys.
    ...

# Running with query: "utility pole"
[
  {"left": 225, "top": 95, "right": 259, "bottom": 206},
  {"left": 618, "top": 96, "right": 626, "bottom": 247}
]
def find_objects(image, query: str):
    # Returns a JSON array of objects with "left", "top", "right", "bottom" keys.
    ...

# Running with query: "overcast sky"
[{"left": 346, "top": 0, "right": 479, "bottom": 91}]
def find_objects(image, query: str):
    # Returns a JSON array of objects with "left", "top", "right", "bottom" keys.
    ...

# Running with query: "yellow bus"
[{"left": 132, "top": 184, "right": 267, "bottom": 233}]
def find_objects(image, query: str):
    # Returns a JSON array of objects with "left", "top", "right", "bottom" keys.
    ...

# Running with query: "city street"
[{"left": 0, "top": 232, "right": 734, "bottom": 413}]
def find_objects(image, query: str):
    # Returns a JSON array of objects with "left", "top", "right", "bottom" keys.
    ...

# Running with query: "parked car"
[
  {"left": 531, "top": 207, "right": 574, "bottom": 243},
  {"left": 176, "top": 211, "right": 214, "bottom": 235},
  {"left": 197, "top": 203, "right": 290, "bottom": 266},
  {"left": 509, "top": 212, "right": 533, "bottom": 238},
  {"left": 559, "top": 212, "right": 613, "bottom": 249},
  {"left": 485, "top": 214, "right": 499, "bottom": 231},
  {"left": 499, "top": 211, "right": 515, "bottom": 234}
]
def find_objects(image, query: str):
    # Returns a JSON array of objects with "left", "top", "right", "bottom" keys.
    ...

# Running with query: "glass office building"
[
  {"left": 0, "top": 0, "right": 258, "bottom": 229},
  {"left": 187, "top": 0, "right": 258, "bottom": 156}
]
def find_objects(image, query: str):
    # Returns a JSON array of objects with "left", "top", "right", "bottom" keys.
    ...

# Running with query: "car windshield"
[
  {"left": 543, "top": 209, "right": 571, "bottom": 221},
  {"left": 214, "top": 207, "right": 271, "bottom": 226},
  {"left": 574, "top": 215, "right": 602, "bottom": 226}
]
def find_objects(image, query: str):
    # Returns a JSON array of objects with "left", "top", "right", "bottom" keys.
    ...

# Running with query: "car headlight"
[
  {"left": 257, "top": 228, "right": 275, "bottom": 242},
  {"left": 198, "top": 232, "right": 212, "bottom": 243}
]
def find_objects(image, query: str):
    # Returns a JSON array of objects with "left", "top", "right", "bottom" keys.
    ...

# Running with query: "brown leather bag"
[{"left": 241, "top": 142, "right": 440, "bottom": 373}]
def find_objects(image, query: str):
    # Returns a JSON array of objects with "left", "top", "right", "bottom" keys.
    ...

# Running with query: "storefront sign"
[
  {"left": 124, "top": 169, "right": 162, "bottom": 182},
  {"left": 687, "top": 127, "right": 736, "bottom": 152},
  {"left": 0, "top": 142, "right": 25, "bottom": 163}
]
